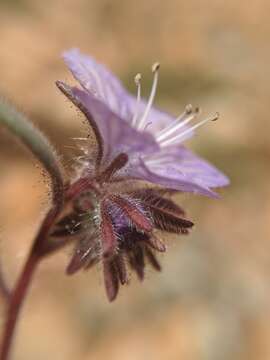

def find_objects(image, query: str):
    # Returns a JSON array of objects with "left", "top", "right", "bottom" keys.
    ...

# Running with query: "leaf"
[
  {"left": 129, "top": 190, "right": 193, "bottom": 234},
  {"left": 145, "top": 234, "right": 166, "bottom": 252},
  {"left": 114, "top": 254, "right": 129, "bottom": 285},
  {"left": 98, "top": 153, "right": 128, "bottom": 183},
  {"left": 150, "top": 207, "right": 193, "bottom": 234},
  {"left": 133, "top": 189, "right": 185, "bottom": 216},
  {"left": 100, "top": 199, "right": 118, "bottom": 258},
  {"left": 103, "top": 260, "right": 119, "bottom": 301},
  {"left": 51, "top": 212, "right": 84, "bottom": 237},
  {"left": 128, "top": 245, "right": 145, "bottom": 281},
  {"left": 66, "top": 236, "right": 98, "bottom": 275},
  {"left": 145, "top": 247, "right": 162, "bottom": 271}
]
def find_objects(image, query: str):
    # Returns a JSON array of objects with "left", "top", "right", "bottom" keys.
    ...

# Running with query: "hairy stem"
[
  {"left": 0, "top": 262, "right": 10, "bottom": 302},
  {"left": 0, "top": 204, "right": 63, "bottom": 360},
  {"left": 0, "top": 98, "right": 64, "bottom": 206}
]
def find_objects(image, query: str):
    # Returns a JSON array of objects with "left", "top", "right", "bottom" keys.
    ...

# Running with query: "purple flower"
[
  {"left": 56, "top": 48, "right": 229, "bottom": 198},
  {"left": 53, "top": 49, "right": 229, "bottom": 301}
]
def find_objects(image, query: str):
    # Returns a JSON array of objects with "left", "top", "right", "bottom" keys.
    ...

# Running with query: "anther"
[
  {"left": 185, "top": 104, "right": 193, "bottom": 114},
  {"left": 135, "top": 73, "right": 142, "bottom": 85},
  {"left": 152, "top": 62, "right": 160, "bottom": 72},
  {"left": 212, "top": 112, "right": 219, "bottom": 121},
  {"left": 132, "top": 73, "right": 142, "bottom": 127}
]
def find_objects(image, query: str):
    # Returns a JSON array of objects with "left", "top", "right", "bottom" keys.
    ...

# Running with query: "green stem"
[{"left": 0, "top": 98, "right": 64, "bottom": 205}]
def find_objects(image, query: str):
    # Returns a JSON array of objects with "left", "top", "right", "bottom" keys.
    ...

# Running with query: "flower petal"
[
  {"left": 56, "top": 81, "right": 159, "bottom": 163},
  {"left": 131, "top": 158, "right": 219, "bottom": 198},
  {"left": 129, "top": 146, "right": 229, "bottom": 197},
  {"left": 63, "top": 48, "right": 133, "bottom": 120},
  {"left": 60, "top": 49, "right": 229, "bottom": 196},
  {"left": 63, "top": 49, "right": 179, "bottom": 134},
  {"left": 147, "top": 146, "right": 229, "bottom": 188}
]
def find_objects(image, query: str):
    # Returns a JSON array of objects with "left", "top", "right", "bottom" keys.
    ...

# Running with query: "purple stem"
[
  {"left": 0, "top": 263, "right": 10, "bottom": 302},
  {"left": 0, "top": 205, "right": 61, "bottom": 360},
  {"left": 0, "top": 250, "right": 39, "bottom": 360}
]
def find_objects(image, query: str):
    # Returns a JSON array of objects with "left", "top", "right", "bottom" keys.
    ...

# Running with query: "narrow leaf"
[
  {"left": 114, "top": 254, "right": 129, "bottom": 285},
  {"left": 128, "top": 245, "right": 145, "bottom": 281},
  {"left": 145, "top": 234, "right": 166, "bottom": 252},
  {"left": 66, "top": 237, "right": 96, "bottom": 275},
  {"left": 100, "top": 200, "right": 118, "bottom": 258},
  {"left": 150, "top": 207, "right": 193, "bottom": 234},
  {"left": 145, "top": 247, "right": 161, "bottom": 271},
  {"left": 103, "top": 260, "right": 119, "bottom": 301},
  {"left": 132, "top": 189, "right": 185, "bottom": 216},
  {"left": 109, "top": 195, "right": 153, "bottom": 232}
]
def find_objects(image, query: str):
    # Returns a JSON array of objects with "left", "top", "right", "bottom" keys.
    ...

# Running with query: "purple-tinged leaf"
[
  {"left": 145, "top": 235, "right": 166, "bottom": 253},
  {"left": 109, "top": 195, "right": 153, "bottom": 232},
  {"left": 103, "top": 260, "right": 119, "bottom": 301},
  {"left": 100, "top": 200, "right": 118, "bottom": 258},
  {"left": 145, "top": 248, "right": 162, "bottom": 271},
  {"left": 114, "top": 255, "right": 129, "bottom": 285},
  {"left": 128, "top": 246, "right": 145, "bottom": 281},
  {"left": 66, "top": 237, "right": 97, "bottom": 275}
]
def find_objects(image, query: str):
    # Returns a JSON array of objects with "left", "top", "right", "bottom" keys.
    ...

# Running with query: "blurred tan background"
[{"left": 1, "top": 0, "right": 270, "bottom": 359}]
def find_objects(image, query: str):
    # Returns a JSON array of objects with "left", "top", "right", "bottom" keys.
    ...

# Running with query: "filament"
[
  {"left": 160, "top": 112, "right": 219, "bottom": 147},
  {"left": 132, "top": 73, "right": 142, "bottom": 127},
  {"left": 137, "top": 62, "right": 160, "bottom": 130}
]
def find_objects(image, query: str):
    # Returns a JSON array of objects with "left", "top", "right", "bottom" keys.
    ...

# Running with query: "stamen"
[
  {"left": 160, "top": 112, "right": 219, "bottom": 147},
  {"left": 156, "top": 104, "right": 194, "bottom": 139},
  {"left": 137, "top": 62, "right": 160, "bottom": 130},
  {"left": 157, "top": 106, "right": 200, "bottom": 142},
  {"left": 145, "top": 157, "right": 174, "bottom": 166},
  {"left": 132, "top": 73, "right": 142, "bottom": 127},
  {"left": 72, "top": 137, "right": 89, "bottom": 141}
]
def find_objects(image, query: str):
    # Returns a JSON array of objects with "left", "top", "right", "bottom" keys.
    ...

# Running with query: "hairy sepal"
[
  {"left": 100, "top": 200, "right": 118, "bottom": 259},
  {"left": 109, "top": 195, "right": 153, "bottom": 232}
]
